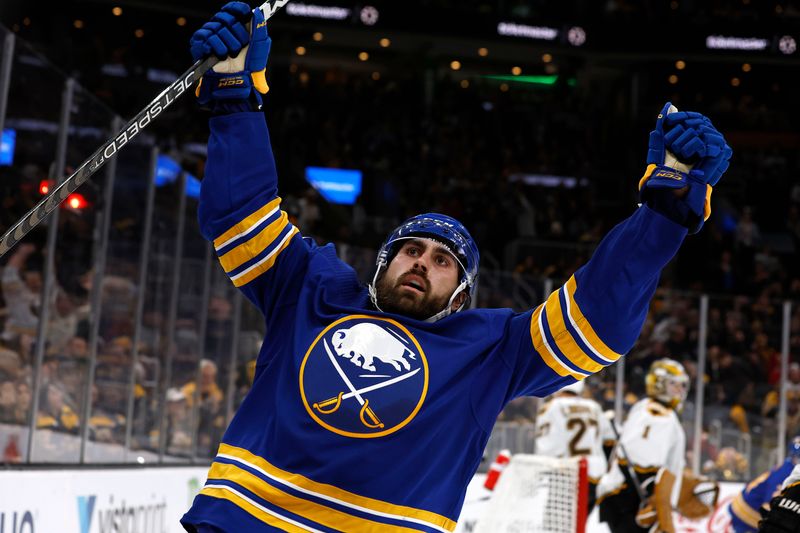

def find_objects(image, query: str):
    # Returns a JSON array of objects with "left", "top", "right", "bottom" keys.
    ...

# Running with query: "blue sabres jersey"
[
  {"left": 729, "top": 460, "right": 796, "bottom": 532},
  {"left": 181, "top": 112, "right": 687, "bottom": 532}
]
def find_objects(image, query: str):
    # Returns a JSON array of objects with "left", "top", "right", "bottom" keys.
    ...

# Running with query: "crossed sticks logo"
[{"left": 299, "top": 315, "right": 428, "bottom": 438}]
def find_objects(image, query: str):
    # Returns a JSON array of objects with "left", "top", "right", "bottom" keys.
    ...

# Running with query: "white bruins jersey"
[
  {"left": 597, "top": 398, "right": 686, "bottom": 506},
  {"left": 534, "top": 394, "right": 612, "bottom": 481}
]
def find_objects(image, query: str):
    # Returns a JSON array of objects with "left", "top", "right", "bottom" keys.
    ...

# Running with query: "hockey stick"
[
  {"left": 605, "top": 411, "right": 648, "bottom": 502},
  {"left": 0, "top": 0, "right": 291, "bottom": 258}
]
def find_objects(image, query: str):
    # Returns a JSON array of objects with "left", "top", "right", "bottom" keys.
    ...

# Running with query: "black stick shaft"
[{"left": 608, "top": 415, "right": 648, "bottom": 502}]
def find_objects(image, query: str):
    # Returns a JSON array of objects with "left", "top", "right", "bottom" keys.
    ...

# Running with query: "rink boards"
[{"left": 0, "top": 467, "right": 743, "bottom": 533}]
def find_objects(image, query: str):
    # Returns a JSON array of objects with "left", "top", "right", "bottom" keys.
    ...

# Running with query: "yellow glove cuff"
[{"left": 251, "top": 69, "right": 269, "bottom": 94}]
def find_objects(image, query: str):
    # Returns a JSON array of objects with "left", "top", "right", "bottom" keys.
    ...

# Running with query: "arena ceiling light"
[
  {"left": 567, "top": 26, "right": 586, "bottom": 47},
  {"left": 485, "top": 74, "right": 558, "bottom": 85},
  {"left": 497, "top": 22, "right": 558, "bottom": 41},
  {"left": 360, "top": 6, "right": 379, "bottom": 25},
  {"left": 705, "top": 35, "right": 769, "bottom": 51},
  {"left": 508, "top": 173, "right": 588, "bottom": 188},
  {"left": 286, "top": 3, "right": 351, "bottom": 20},
  {"left": 778, "top": 35, "right": 797, "bottom": 55},
  {"left": 484, "top": 74, "right": 577, "bottom": 88}
]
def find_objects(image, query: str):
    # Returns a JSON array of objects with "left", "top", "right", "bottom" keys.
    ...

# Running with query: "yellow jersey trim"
[
  {"left": 213, "top": 197, "right": 282, "bottom": 250},
  {"left": 529, "top": 304, "right": 587, "bottom": 380},
  {"left": 230, "top": 226, "right": 299, "bottom": 287},
  {"left": 208, "top": 462, "right": 420, "bottom": 532},
  {"left": 543, "top": 289, "right": 605, "bottom": 374},
  {"left": 618, "top": 459, "right": 661, "bottom": 475},
  {"left": 217, "top": 443, "right": 456, "bottom": 532},
  {"left": 201, "top": 485, "right": 316, "bottom": 533},
  {"left": 563, "top": 276, "right": 622, "bottom": 362},
  {"left": 730, "top": 493, "right": 761, "bottom": 528},
  {"left": 218, "top": 210, "right": 290, "bottom": 273},
  {"left": 596, "top": 483, "right": 628, "bottom": 506}
]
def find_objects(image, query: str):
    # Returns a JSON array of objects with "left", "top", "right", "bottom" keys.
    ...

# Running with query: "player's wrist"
[
  {"left": 209, "top": 100, "right": 260, "bottom": 115},
  {"left": 196, "top": 70, "right": 265, "bottom": 110},
  {"left": 642, "top": 190, "right": 697, "bottom": 232}
]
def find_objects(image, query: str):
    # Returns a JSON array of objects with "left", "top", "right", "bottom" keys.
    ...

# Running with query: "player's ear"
[{"left": 451, "top": 291, "right": 468, "bottom": 312}]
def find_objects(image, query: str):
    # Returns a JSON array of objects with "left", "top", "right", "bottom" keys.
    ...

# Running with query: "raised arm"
[
  {"left": 496, "top": 103, "right": 732, "bottom": 399},
  {"left": 191, "top": 3, "right": 309, "bottom": 315}
]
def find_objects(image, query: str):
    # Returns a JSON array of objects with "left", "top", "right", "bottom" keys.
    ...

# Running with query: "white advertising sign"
[{"left": 0, "top": 467, "right": 208, "bottom": 533}]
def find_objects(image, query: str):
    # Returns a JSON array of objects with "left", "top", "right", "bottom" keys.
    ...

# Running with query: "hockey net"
[{"left": 474, "top": 455, "right": 588, "bottom": 533}]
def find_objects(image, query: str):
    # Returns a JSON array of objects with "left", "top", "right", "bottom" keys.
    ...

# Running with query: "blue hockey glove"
[
  {"left": 663, "top": 110, "right": 732, "bottom": 186},
  {"left": 639, "top": 102, "right": 732, "bottom": 234},
  {"left": 190, "top": 2, "right": 271, "bottom": 108}
]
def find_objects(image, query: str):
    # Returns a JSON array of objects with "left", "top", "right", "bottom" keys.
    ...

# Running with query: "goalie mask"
[
  {"left": 369, "top": 213, "right": 480, "bottom": 322},
  {"left": 645, "top": 358, "right": 689, "bottom": 411}
]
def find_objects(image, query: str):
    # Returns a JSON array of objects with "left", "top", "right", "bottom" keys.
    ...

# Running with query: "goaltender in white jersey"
[
  {"left": 535, "top": 380, "right": 613, "bottom": 511},
  {"left": 598, "top": 394, "right": 686, "bottom": 499},
  {"left": 598, "top": 359, "right": 717, "bottom": 533}
]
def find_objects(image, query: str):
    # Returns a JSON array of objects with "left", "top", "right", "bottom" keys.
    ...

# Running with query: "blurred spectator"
[
  {"left": 36, "top": 383, "right": 79, "bottom": 434},
  {"left": 1, "top": 243, "right": 42, "bottom": 343},
  {"left": 165, "top": 387, "right": 192, "bottom": 456},
  {"left": 705, "top": 447, "right": 749, "bottom": 481},
  {"left": 182, "top": 359, "right": 224, "bottom": 456},
  {"left": 88, "top": 383, "right": 126, "bottom": 444},
  {"left": 0, "top": 380, "right": 18, "bottom": 422},
  {"left": 46, "top": 289, "right": 79, "bottom": 355},
  {"left": 205, "top": 291, "right": 234, "bottom": 364},
  {"left": 0, "top": 346, "right": 21, "bottom": 381},
  {"left": 15, "top": 381, "right": 32, "bottom": 425}
]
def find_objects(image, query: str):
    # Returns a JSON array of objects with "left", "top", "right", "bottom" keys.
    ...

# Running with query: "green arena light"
[{"left": 484, "top": 74, "right": 559, "bottom": 85}]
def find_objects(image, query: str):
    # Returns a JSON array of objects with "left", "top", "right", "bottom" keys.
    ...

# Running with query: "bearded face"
[{"left": 375, "top": 239, "right": 466, "bottom": 320}]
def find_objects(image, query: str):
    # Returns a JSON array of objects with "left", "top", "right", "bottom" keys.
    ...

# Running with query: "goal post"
[{"left": 474, "top": 455, "right": 588, "bottom": 533}]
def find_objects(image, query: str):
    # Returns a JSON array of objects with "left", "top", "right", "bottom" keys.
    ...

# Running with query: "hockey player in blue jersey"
[
  {"left": 727, "top": 437, "right": 800, "bottom": 533},
  {"left": 181, "top": 3, "right": 732, "bottom": 532},
  {"left": 759, "top": 459, "right": 800, "bottom": 533}
]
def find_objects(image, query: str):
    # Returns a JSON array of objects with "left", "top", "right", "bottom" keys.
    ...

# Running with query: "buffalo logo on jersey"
[{"left": 299, "top": 315, "right": 428, "bottom": 438}]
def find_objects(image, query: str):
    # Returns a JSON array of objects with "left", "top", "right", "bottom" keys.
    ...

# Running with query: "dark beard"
[{"left": 374, "top": 272, "right": 449, "bottom": 321}]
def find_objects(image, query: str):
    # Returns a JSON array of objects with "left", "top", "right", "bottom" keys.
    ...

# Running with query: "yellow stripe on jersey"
[
  {"left": 730, "top": 493, "right": 761, "bottom": 528},
  {"left": 618, "top": 459, "right": 661, "bottom": 475},
  {"left": 529, "top": 304, "right": 587, "bottom": 381},
  {"left": 229, "top": 226, "right": 299, "bottom": 287},
  {"left": 217, "top": 443, "right": 457, "bottom": 532},
  {"left": 745, "top": 471, "right": 770, "bottom": 493},
  {"left": 563, "top": 276, "right": 623, "bottom": 363},
  {"left": 595, "top": 483, "right": 627, "bottom": 506},
  {"left": 218, "top": 210, "right": 290, "bottom": 273},
  {"left": 208, "top": 462, "right": 420, "bottom": 532},
  {"left": 200, "top": 485, "right": 317, "bottom": 533},
  {"left": 542, "top": 289, "right": 605, "bottom": 374},
  {"left": 213, "top": 197, "right": 282, "bottom": 250}
]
